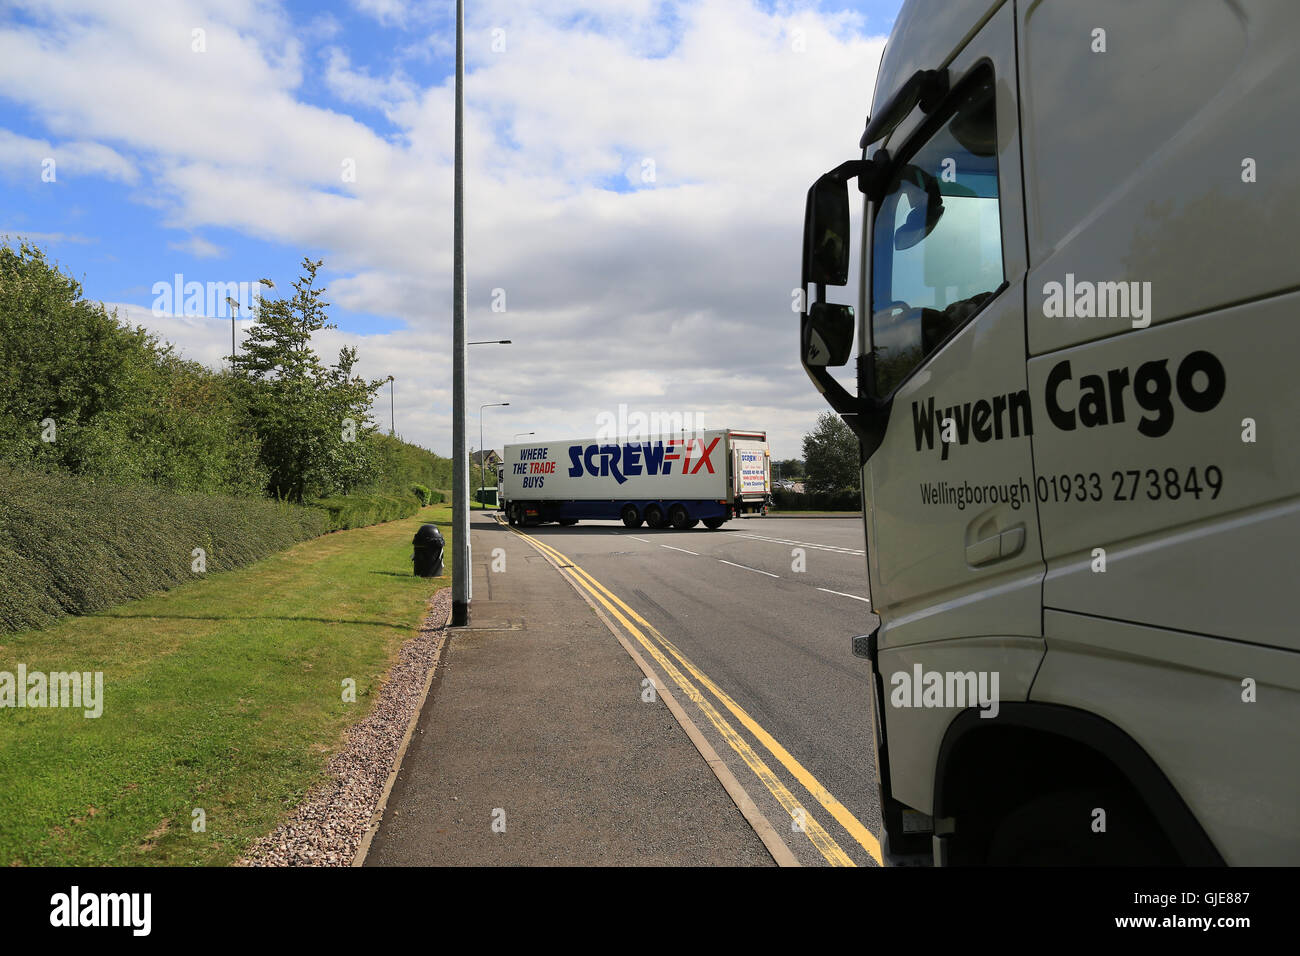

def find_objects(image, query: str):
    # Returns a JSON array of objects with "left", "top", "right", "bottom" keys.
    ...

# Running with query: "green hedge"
[
  {"left": 772, "top": 487, "right": 861, "bottom": 511},
  {"left": 307, "top": 492, "right": 420, "bottom": 531},
  {"left": 0, "top": 466, "right": 329, "bottom": 634}
]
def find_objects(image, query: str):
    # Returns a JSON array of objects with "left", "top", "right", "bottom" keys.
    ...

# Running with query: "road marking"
[
  {"left": 733, "top": 532, "right": 864, "bottom": 556},
  {"left": 817, "top": 587, "right": 872, "bottom": 604},
  {"left": 661, "top": 545, "right": 699, "bottom": 555},
  {"left": 504, "top": 521, "right": 858, "bottom": 866},
  {"left": 581, "top": 599, "right": 799, "bottom": 867},
  {"left": 625, "top": 535, "right": 651, "bottom": 543},
  {"left": 502, "top": 517, "right": 882, "bottom": 866},
  {"left": 719, "top": 560, "right": 779, "bottom": 578}
]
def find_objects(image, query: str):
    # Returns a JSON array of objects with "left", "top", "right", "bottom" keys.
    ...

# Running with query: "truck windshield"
[{"left": 870, "top": 71, "right": 1002, "bottom": 398}]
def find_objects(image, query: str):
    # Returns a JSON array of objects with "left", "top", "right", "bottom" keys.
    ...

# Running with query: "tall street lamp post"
[
  {"left": 451, "top": 0, "right": 469, "bottom": 624},
  {"left": 386, "top": 375, "right": 395, "bottom": 435},
  {"left": 226, "top": 278, "right": 275, "bottom": 367},
  {"left": 225, "top": 297, "right": 240, "bottom": 365},
  {"left": 463, "top": 338, "right": 513, "bottom": 607}
]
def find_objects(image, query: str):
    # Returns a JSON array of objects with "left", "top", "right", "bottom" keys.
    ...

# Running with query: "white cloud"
[
  {"left": 0, "top": 128, "right": 137, "bottom": 183},
  {"left": 350, "top": 0, "right": 412, "bottom": 28},
  {"left": 0, "top": 0, "right": 888, "bottom": 458},
  {"left": 167, "top": 236, "right": 226, "bottom": 258},
  {"left": 0, "top": 228, "right": 96, "bottom": 244},
  {"left": 323, "top": 47, "right": 417, "bottom": 115}
]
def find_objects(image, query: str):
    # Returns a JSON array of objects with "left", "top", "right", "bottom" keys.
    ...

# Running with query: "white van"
[{"left": 800, "top": 0, "right": 1300, "bottom": 864}]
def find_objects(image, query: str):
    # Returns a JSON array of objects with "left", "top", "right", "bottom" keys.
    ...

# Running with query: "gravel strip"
[{"left": 236, "top": 587, "right": 451, "bottom": 867}]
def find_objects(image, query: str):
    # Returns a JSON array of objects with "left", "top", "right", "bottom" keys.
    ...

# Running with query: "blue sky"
[{"left": 0, "top": 0, "right": 901, "bottom": 457}]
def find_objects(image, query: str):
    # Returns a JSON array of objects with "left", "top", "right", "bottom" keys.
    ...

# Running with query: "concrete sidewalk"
[{"left": 364, "top": 511, "right": 772, "bottom": 866}]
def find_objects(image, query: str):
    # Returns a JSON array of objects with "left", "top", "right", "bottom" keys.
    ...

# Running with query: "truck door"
[
  {"left": 865, "top": 6, "right": 1043, "bottom": 650},
  {"left": 850, "top": 4, "right": 1046, "bottom": 812}
]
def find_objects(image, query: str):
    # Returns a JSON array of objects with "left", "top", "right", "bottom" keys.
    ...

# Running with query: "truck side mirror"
[
  {"left": 803, "top": 301, "right": 855, "bottom": 367},
  {"left": 803, "top": 173, "right": 852, "bottom": 287}
]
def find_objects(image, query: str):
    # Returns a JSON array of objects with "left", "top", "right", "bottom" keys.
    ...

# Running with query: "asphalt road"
[{"left": 509, "top": 514, "right": 883, "bottom": 866}]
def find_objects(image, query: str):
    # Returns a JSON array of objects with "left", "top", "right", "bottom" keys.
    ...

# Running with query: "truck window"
[{"left": 870, "top": 70, "right": 1003, "bottom": 398}]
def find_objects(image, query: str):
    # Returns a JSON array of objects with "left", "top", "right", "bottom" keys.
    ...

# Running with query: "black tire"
[
  {"left": 559, "top": 519, "right": 578, "bottom": 526},
  {"left": 686, "top": 518, "right": 700, "bottom": 528},
  {"left": 507, "top": 505, "right": 517, "bottom": 526},
  {"left": 986, "top": 788, "right": 1174, "bottom": 865},
  {"left": 621, "top": 505, "right": 642, "bottom": 528},
  {"left": 703, "top": 517, "right": 725, "bottom": 529},
  {"left": 644, "top": 505, "right": 666, "bottom": 529},
  {"left": 669, "top": 504, "right": 691, "bottom": 530}
]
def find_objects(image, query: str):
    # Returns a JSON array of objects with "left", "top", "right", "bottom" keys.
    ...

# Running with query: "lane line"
[
  {"left": 719, "top": 560, "right": 779, "bottom": 578},
  {"left": 625, "top": 535, "right": 651, "bottom": 543},
  {"left": 661, "top": 545, "right": 700, "bottom": 555},
  {"left": 507, "top": 523, "right": 855, "bottom": 866},
  {"left": 510, "top": 521, "right": 881, "bottom": 866},
  {"left": 817, "top": 587, "right": 872, "bottom": 604},
  {"left": 733, "top": 532, "right": 864, "bottom": 556}
]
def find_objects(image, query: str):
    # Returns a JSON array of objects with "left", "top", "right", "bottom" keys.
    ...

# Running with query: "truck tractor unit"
[{"left": 799, "top": 0, "right": 1300, "bottom": 865}]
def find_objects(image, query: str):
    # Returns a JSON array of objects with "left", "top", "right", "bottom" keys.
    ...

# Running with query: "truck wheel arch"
[{"left": 932, "top": 702, "right": 1223, "bottom": 865}]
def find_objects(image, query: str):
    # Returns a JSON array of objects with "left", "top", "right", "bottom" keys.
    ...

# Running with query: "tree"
[
  {"left": 233, "top": 258, "right": 382, "bottom": 501},
  {"left": 801, "top": 412, "right": 860, "bottom": 496},
  {"left": 0, "top": 241, "right": 267, "bottom": 495},
  {"left": 774, "top": 458, "right": 805, "bottom": 480}
]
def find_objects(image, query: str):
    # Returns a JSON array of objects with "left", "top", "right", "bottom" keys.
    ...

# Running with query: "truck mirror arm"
[{"left": 799, "top": 340, "right": 891, "bottom": 462}]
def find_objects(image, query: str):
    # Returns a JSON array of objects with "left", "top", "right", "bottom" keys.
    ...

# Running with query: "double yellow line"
[{"left": 500, "top": 518, "right": 882, "bottom": 867}]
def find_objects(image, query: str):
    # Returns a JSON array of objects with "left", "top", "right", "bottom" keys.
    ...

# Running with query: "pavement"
[{"left": 364, "top": 510, "right": 775, "bottom": 866}]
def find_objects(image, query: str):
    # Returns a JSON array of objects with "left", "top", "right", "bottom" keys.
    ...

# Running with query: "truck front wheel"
[
  {"left": 986, "top": 787, "right": 1175, "bottom": 865},
  {"left": 620, "top": 505, "right": 642, "bottom": 528}
]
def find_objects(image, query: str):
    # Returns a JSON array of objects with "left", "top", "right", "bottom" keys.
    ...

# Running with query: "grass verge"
[{"left": 0, "top": 504, "right": 451, "bottom": 866}]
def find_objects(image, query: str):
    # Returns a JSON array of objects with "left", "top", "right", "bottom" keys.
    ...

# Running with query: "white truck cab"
[{"left": 800, "top": 0, "right": 1300, "bottom": 864}]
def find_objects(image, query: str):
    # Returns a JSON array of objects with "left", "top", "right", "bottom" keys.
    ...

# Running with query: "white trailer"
[{"left": 499, "top": 428, "right": 770, "bottom": 529}]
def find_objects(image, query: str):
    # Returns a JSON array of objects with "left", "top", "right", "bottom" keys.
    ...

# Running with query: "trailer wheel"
[
  {"left": 559, "top": 519, "right": 578, "bottom": 526},
  {"left": 703, "top": 517, "right": 725, "bottom": 529},
  {"left": 686, "top": 518, "right": 699, "bottom": 529},
  {"left": 620, "top": 505, "right": 642, "bottom": 528},
  {"left": 668, "top": 504, "right": 691, "bottom": 530},
  {"left": 507, "top": 505, "right": 517, "bottom": 526},
  {"left": 644, "top": 505, "right": 666, "bottom": 529}
]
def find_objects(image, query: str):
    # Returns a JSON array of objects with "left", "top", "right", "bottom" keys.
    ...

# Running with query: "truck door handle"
[
  {"left": 998, "top": 525, "right": 1025, "bottom": 558},
  {"left": 965, "top": 534, "right": 1000, "bottom": 566},
  {"left": 965, "top": 525, "right": 1026, "bottom": 567}
]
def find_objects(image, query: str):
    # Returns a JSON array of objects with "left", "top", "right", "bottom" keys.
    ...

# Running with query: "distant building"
[{"left": 470, "top": 449, "right": 503, "bottom": 469}]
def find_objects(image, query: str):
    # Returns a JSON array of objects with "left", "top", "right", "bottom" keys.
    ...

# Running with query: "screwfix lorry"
[
  {"left": 499, "top": 429, "right": 771, "bottom": 529},
  {"left": 799, "top": 0, "right": 1300, "bottom": 865}
]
